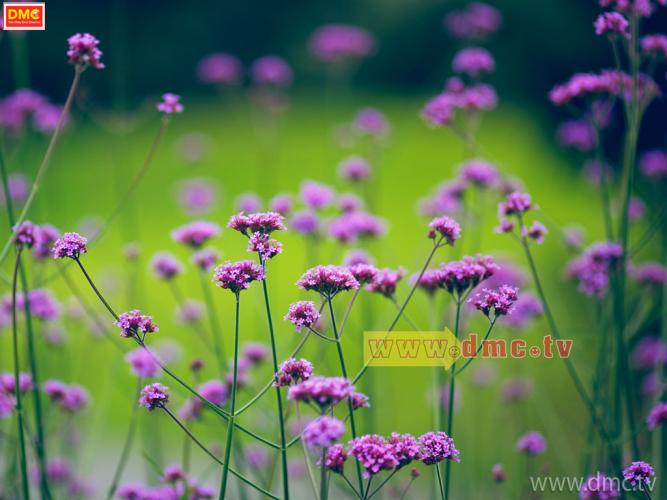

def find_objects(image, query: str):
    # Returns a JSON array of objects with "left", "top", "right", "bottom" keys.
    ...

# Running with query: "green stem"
[
  {"left": 452, "top": 318, "right": 497, "bottom": 376},
  {"left": 366, "top": 469, "right": 397, "bottom": 499},
  {"left": 219, "top": 295, "right": 240, "bottom": 499},
  {"left": 320, "top": 448, "right": 329, "bottom": 500},
  {"left": 106, "top": 378, "right": 142, "bottom": 500},
  {"left": 444, "top": 299, "right": 462, "bottom": 499},
  {"left": 328, "top": 297, "right": 364, "bottom": 492},
  {"left": 199, "top": 270, "right": 225, "bottom": 374},
  {"left": 435, "top": 462, "right": 446, "bottom": 500}
]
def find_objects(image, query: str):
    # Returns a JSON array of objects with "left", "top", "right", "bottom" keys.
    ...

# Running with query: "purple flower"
[
  {"left": 628, "top": 197, "right": 645, "bottom": 221},
  {"left": 641, "top": 34, "right": 667, "bottom": 58},
  {"left": 387, "top": 433, "right": 421, "bottom": 467},
  {"left": 197, "top": 53, "right": 242, "bottom": 85},
  {"left": 469, "top": 285, "right": 518, "bottom": 318},
  {"left": 14, "top": 221, "right": 37, "bottom": 248},
  {"left": 452, "top": 47, "right": 495, "bottom": 77},
  {"left": 251, "top": 56, "right": 293, "bottom": 87},
  {"left": 522, "top": 221, "right": 548, "bottom": 244},
  {"left": 303, "top": 416, "right": 346, "bottom": 449},
  {"left": 566, "top": 242, "right": 623, "bottom": 297},
  {"left": 300, "top": 181, "right": 335, "bottom": 210},
  {"left": 236, "top": 193, "right": 262, "bottom": 213},
  {"left": 418, "top": 431, "right": 460, "bottom": 465},
  {"left": 339, "top": 157, "right": 371, "bottom": 182},
  {"left": 287, "top": 376, "right": 354, "bottom": 408},
  {"left": 428, "top": 216, "right": 461, "bottom": 244},
  {"left": 227, "top": 211, "right": 286, "bottom": 235},
  {"left": 198, "top": 380, "right": 228, "bottom": 406},
  {"left": 274, "top": 358, "right": 314, "bottom": 387},
  {"left": 499, "top": 192, "right": 533, "bottom": 217},
  {"left": 175, "top": 300, "right": 204, "bottom": 325},
  {"left": 502, "top": 293, "right": 542, "bottom": 329},
  {"left": 348, "top": 263, "right": 379, "bottom": 285},
  {"left": 139, "top": 383, "right": 169, "bottom": 410},
  {"left": 516, "top": 431, "right": 546, "bottom": 455},
  {"left": 337, "top": 193, "right": 364, "bottom": 213},
  {"left": 631, "top": 262, "right": 667, "bottom": 286},
  {"left": 151, "top": 252, "right": 183, "bottom": 280},
  {"left": 0, "top": 372, "right": 32, "bottom": 395},
  {"left": 444, "top": 2, "right": 501, "bottom": 41},
  {"left": 116, "top": 310, "right": 159, "bottom": 339},
  {"left": 0, "top": 393, "right": 14, "bottom": 418},
  {"left": 556, "top": 120, "right": 596, "bottom": 151},
  {"left": 212, "top": 260, "right": 265, "bottom": 294},
  {"left": 0, "top": 174, "right": 28, "bottom": 204},
  {"left": 549, "top": 70, "right": 658, "bottom": 106},
  {"left": 117, "top": 483, "right": 146, "bottom": 499},
  {"left": 459, "top": 160, "right": 499, "bottom": 188},
  {"left": 33, "top": 224, "right": 60, "bottom": 260},
  {"left": 284, "top": 301, "right": 321, "bottom": 332},
  {"left": 171, "top": 221, "right": 220, "bottom": 248},
  {"left": 248, "top": 232, "right": 283, "bottom": 261},
  {"left": 438, "top": 255, "right": 498, "bottom": 296},
  {"left": 126, "top": 348, "right": 160, "bottom": 378},
  {"left": 329, "top": 212, "right": 386, "bottom": 243},
  {"left": 269, "top": 194, "right": 293, "bottom": 215},
  {"left": 291, "top": 210, "right": 320, "bottom": 235},
  {"left": 348, "top": 434, "right": 399, "bottom": 478},
  {"left": 309, "top": 24, "right": 375, "bottom": 63},
  {"left": 632, "top": 337, "right": 667, "bottom": 369},
  {"left": 492, "top": 464, "right": 505, "bottom": 483},
  {"left": 368, "top": 268, "right": 405, "bottom": 298},
  {"left": 640, "top": 150, "right": 667, "bottom": 178},
  {"left": 421, "top": 93, "right": 456, "bottom": 126},
  {"left": 351, "top": 392, "right": 370, "bottom": 410},
  {"left": 67, "top": 33, "right": 104, "bottom": 69},
  {"left": 23, "top": 289, "right": 59, "bottom": 321},
  {"left": 192, "top": 248, "right": 220, "bottom": 272},
  {"left": 594, "top": 12, "right": 629, "bottom": 37},
  {"left": 178, "top": 398, "right": 203, "bottom": 422},
  {"left": 647, "top": 402, "right": 667, "bottom": 431},
  {"left": 157, "top": 93, "right": 184, "bottom": 114},
  {"left": 411, "top": 269, "right": 442, "bottom": 296},
  {"left": 354, "top": 108, "right": 389, "bottom": 137},
  {"left": 622, "top": 461, "right": 654, "bottom": 487},
  {"left": 502, "top": 377, "right": 534, "bottom": 402},
  {"left": 297, "top": 265, "right": 359, "bottom": 298},
  {"left": 324, "top": 444, "right": 347, "bottom": 473},
  {"left": 579, "top": 472, "right": 620, "bottom": 499},
  {"left": 177, "top": 179, "right": 218, "bottom": 215},
  {"left": 52, "top": 232, "right": 87, "bottom": 259},
  {"left": 162, "top": 464, "right": 186, "bottom": 483},
  {"left": 243, "top": 342, "right": 269, "bottom": 364},
  {"left": 44, "top": 381, "right": 89, "bottom": 412},
  {"left": 344, "top": 249, "right": 374, "bottom": 267}
]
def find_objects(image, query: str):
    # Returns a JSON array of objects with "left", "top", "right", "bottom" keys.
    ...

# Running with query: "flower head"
[
  {"left": 338, "top": 157, "right": 371, "bottom": 182},
  {"left": 647, "top": 402, "right": 667, "bottom": 431},
  {"left": 303, "top": 416, "right": 346, "bottom": 449},
  {"left": 469, "top": 285, "right": 518, "bottom": 318},
  {"left": 248, "top": 232, "right": 283, "bottom": 261},
  {"left": 284, "top": 301, "right": 321, "bottom": 332},
  {"left": 428, "top": 216, "right": 461, "bottom": 244},
  {"left": 197, "top": 53, "right": 242, "bottom": 85},
  {"left": 67, "top": 33, "right": 104, "bottom": 69},
  {"left": 556, "top": 120, "right": 596, "bottom": 151},
  {"left": 444, "top": 2, "right": 502, "bottom": 41},
  {"left": 324, "top": 444, "right": 348, "bottom": 473},
  {"left": 33, "top": 224, "right": 60, "bottom": 260},
  {"left": 228, "top": 211, "right": 286, "bottom": 235},
  {"left": 368, "top": 268, "right": 405, "bottom": 298},
  {"left": 287, "top": 376, "right": 354, "bottom": 408},
  {"left": 438, "top": 255, "right": 498, "bottom": 296},
  {"left": 116, "top": 310, "right": 159, "bottom": 339},
  {"left": 641, "top": 34, "right": 667, "bottom": 58},
  {"left": 300, "top": 181, "right": 335, "bottom": 210},
  {"left": 348, "top": 434, "right": 399, "bottom": 478},
  {"left": 452, "top": 47, "right": 495, "bottom": 77},
  {"left": 566, "top": 242, "right": 623, "bottom": 297},
  {"left": 212, "top": 260, "right": 265, "bottom": 294},
  {"left": 579, "top": 472, "right": 620, "bottom": 499},
  {"left": 411, "top": 269, "right": 443, "bottom": 295},
  {"left": 198, "top": 380, "right": 228, "bottom": 406},
  {"left": 499, "top": 192, "right": 533, "bottom": 217},
  {"left": 291, "top": 211, "right": 320, "bottom": 235},
  {"left": 274, "top": 358, "right": 314, "bottom": 387},
  {"left": 640, "top": 150, "right": 667, "bottom": 178},
  {"left": 309, "top": 24, "right": 375, "bottom": 63},
  {"left": 192, "top": 248, "right": 220, "bottom": 272},
  {"left": 269, "top": 194, "right": 293, "bottom": 215},
  {"left": 418, "top": 431, "right": 460, "bottom": 465},
  {"left": 243, "top": 343, "right": 269, "bottom": 365},
  {"left": 297, "top": 265, "right": 359, "bottom": 298},
  {"left": 388, "top": 433, "right": 421, "bottom": 468},
  {"left": 44, "top": 381, "right": 89, "bottom": 412},
  {"left": 522, "top": 221, "right": 548, "bottom": 244},
  {"left": 354, "top": 108, "right": 389, "bottom": 137},
  {"left": 178, "top": 179, "right": 218, "bottom": 215},
  {"left": 347, "top": 263, "right": 378, "bottom": 285},
  {"left": 622, "top": 461, "right": 654, "bottom": 487},
  {"left": 126, "top": 348, "right": 160, "bottom": 378},
  {"left": 516, "top": 431, "right": 546, "bottom": 455},
  {"left": 151, "top": 252, "right": 183, "bottom": 280},
  {"left": 0, "top": 372, "right": 32, "bottom": 394},
  {"left": 139, "top": 383, "right": 169, "bottom": 410},
  {"left": 459, "top": 160, "right": 499, "bottom": 188},
  {"left": 157, "top": 93, "right": 184, "bottom": 114},
  {"left": 52, "top": 232, "right": 87, "bottom": 259},
  {"left": 492, "top": 464, "right": 505, "bottom": 483},
  {"left": 14, "top": 221, "right": 37, "bottom": 248},
  {"left": 594, "top": 12, "right": 629, "bottom": 38},
  {"left": 171, "top": 221, "right": 220, "bottom": 248},
  {"left": 251, "top": 56, "right": 293, "bottom": 87}
]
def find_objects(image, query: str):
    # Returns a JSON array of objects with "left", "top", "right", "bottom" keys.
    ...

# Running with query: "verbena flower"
[
  {"left": 33, "top": 224, "right": 60, "bottom": 260},
  {"left": 300, "top": 181, "right": 335, "bottom": 209},
  {"left": 269, "top": 194, "right": 293, "bottom": 215},
  {"left": 549, "top": 70, "right": 658, "bottom": 106},
  {"left": 291, "top": 210, "right": 319, "bottom": 235},
  {"left": 0, "top": 173, "right": 28, "bottom": 203},
  {"left": 556, "top": 120, "right": 596, "bottom": 152},
  {"left": 251, "top": 55, "right": 293, "bottom": 87},
  {"left": 344, "top": 249, "right": 374, "bottom": 267},
  {"left": 196, "top": 53, "right": 242, "bottom": 85},
  {"left": 630, "top": 262, "right": 667, "bottom": 286},
  {"left": 647, "top": 402, "right": 667, "bottom": 430},
  {"left": 444, "top": 2, "right": 501, "bottom": 41},
  {"left": 418, "top": 431, "right": 460, "bottom": 464},
  {"left": 516, "top": 431, "right": 546, "bottom": 455},
  {"left": 329, "top": 211, "right": 386, "bottom": 243},
  {"left": 116, "top": 310, "right": 159, "bottom": 339},
  {"left": 198, "top": 379, "right": 228, "bottom": 406},
  {"left": 502, "top": 293, "right": 542, "bottom": 329},
  {"left": 248, "top": 231, "right": 283, "bottom": 261},
  {"left": 594, "top": 12, "right": 629, "bottom": 37},
  {"left": 351, "top": 392, "right": 370, "bottom": 410},
  {"left": 24, "top": 289, "right": 60, "bottom": 321},
  {"left": 52, "top": 232, "right": 87, "bottom": 259},
  {"left": 522, "top": 221, "right": 548, "bottom": 244},
  {"left": 368, "top": 268, "right": 405, "bottom": 298},
  {"left": 212, "top": 260, "right": 265, "bottom": 294},
  {"left": 438, "top": 255, "right": 498, "bottom": 297},
  {"left": 157, "top": 93, "right": 184, "bottom": 114},
  {"left": 44, "top": 381, "right": 89, "bottom": 412},
  {"left": 284, "top": 301, "right": 321, "bottom": 332},
  {"left": 354, "top": 108, "right": 389, "bottom": 137},
  {"left": 338, "top": 156, "right": 371, "bottom": 182},
  {"left": 139, "top": 383, "right": 169, "bottom": 410},
  {"left": 228, "top": 211, "right": 286, "bottom": 235},
  {"left": 67, "top": 33, "right": 104, "bottom": 69},
  {"left": 178, "top": 178, "right": 218, "bottom": 215},
  {"left": 162, "top": 464, "right": 186, "bottom": 483},
  {"left": 579, "top": 472, "right": 620, "bottom": 499},
  {"left": 324, "top": 444, "right": 347, "bottom": 473},
  {"left": 459, "top": 160, "right": 499, "bottom": 188},
  {"left": 236, "top": 193, "right": 262, "bottom": 213},
  {"left": 243, "top": 343, "right": 269, "bottom": 365},
  {"left": 171, "top": 221, "right": 220, "bottom": 248},
  {"left": 452, "top": 47, "right": 495, "bottom": 77},
  {"left": 14, "top": 221, "right": 37, "bottom": 248},
  {"left": 287, "top": 376, "right": 354, "bottom": 408},
  {"left": 303, "top": 416, "right": 345, "bottom": 449},
  {"left": 411, "top": 269, "right": 443, "bottom": 296},
  {"left": 126, "top": 348, "right": 160, "bottom": 378},
  {"left": 151, "top": 252, "right": 183, "bottom": 280},
  {"left": 274, "top": 358, "right": 314, "bottom": 387},
  {"left": 0, "top": 372, "right": 32, "bottom": 394},
  {"left": 469, "top": 285, "right": 518, "bottom": 318},
  {"left": 297, "top": 265, "right": 359, "bottom": 298},
  {"left": 428, "top": 215, "right": 461, "bottom": 244},
  {"left": 499, "top": 192, "right": 533, "bottom": 217},
  {"left": 492, "top": 464, "right": 505, "bottom": 483},
  {"left": 349, "top": 434, "right": 399, "bottom": 478},
  {"left": 641, "top": 34, "right": 667, "bottom": 58},
  {"left": 337, "top": 193, "right": 364, "bottom": 213},
  {"left": 0, "top": 393, "right": 14, "bottom": 418},
  {"left": 622, "top": 461, "right": 654, "bottom": 487},
  {"left": 639, "top": 149, "right": 667, "bottom": 178},
  {"left": 387, "top": 433, "right": 421, "bottom": 468},
  {"left": 309, "top": 24, "right": 375, "bottom": 63},
  {"left": 566, "top": 242, "right": 623, "bottom": 297},
  {"left": 347, "top": 263, "right": 378, "bottom": 285},
  {"left": 192, "top": 248, "right": 220, "bottom": 272}
]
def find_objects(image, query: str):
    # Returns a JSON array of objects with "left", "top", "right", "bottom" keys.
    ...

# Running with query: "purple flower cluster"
[
  {"left": 324, "top": 444, "right": 348, "bottom": 473},
  {"left": 351, "top": 392, "right": 370, "bottom": 410},
  {"left": 444, "top": 2, "right": 501, "bottom": 41},
  {"left": 269, "top": 194, "right": 293, "bottom": 215},
  {"left": 516, "top": 431, "right": 547, "bottom": 455},
  {"left": 116, "top": 310, "right": 159, "bottom": 339},
  {"left": 549, "top": 70, "right": 658, "bottom": 106},
  {"left": 67, "top": 33, "right": 104, "bottom": 69},
  {"left": 438, "top": 255, "right": 498, "bottom": 296},
  {"left": 647, "top": 402, "right": 667, "bottom": 430},
  {"left": 248, "top": 231, "right": 283, "bottom": 261},
  {"left": 338, "top": 156, "right": 371, "bottom": 182},
  {"left": 622, "top": 461, "right": 654, "bottom": 486},
  {"left": 284, "top": 301, "right": 321, "bottom": 332},
  {"left": 630, "top": 262, "right": 667, "bottom": 286},
  {"left": 641, "top": 34, "right": 667, "bottom": 58},
  {"left": 274, "top": 358, "right": 314, "bottom": 387},
  {"left": 640, "top": 150, "right": 667, "bottom": 178},
  {"left": 171, "top": 221, "right": 220, "bottom": 248},
  {"left": 556, "top": 120, "right": 596, "bottom": 152},
  {"left": 291, "top": 210, "right": 319, "bottom": 235},
  {"left": 303, "top": 416, "right": 346, "bottom": 449},
  {"left": 139, "top": 383, "right": 169, "bottom": 410},
  {"left": 126, "top": 348, "right": 160, "bottom": 378},
  {"left": 228, "top": 211, "right": 286, "bottom": 235},
  {"left": 427, "top": 215, "right": 461, "bottom": 244},
  {"left": 192, "top": 248, "right": 220, "bottom": 272},
  {"left": 452, "top": 47, "right": 495, "bottom": 77},
  {"left": 347, "top": 263, "right": 379, "bottom": 285},
  {"left": 459, "top": 160, "right": 499, "bottom": 188},
  {"left": 0, "top": 372, "right": 32, "bottom": 395},
  {"left": 418, "top": 431, "right": 461, "bottom": 465},
  {"left": 44, "top": 380, "right": 89, "bottom": 412},
  {"left": 13, "top": 221, "right": 37, "bottom": 248},
  {"left": 411, "top": 269, "right": 442, "bottom": 295},
  {"left": 309, "top": 24, "right": 375, "bottom": 63},
  {"left": 349, "top": 434, "right": 400, "bottom": 478},
  {"left": 566, "top": 242, "right": 623, "bottom": 297},
  {"left": 297, "top": 265, "right": 359, "bottom": 298},
  {"left": 197, "top": 53, "right": 242, "bottom": 85},
  {"left": 502, "top": 293, "right": 543, "bottom": 329},
  {"left": 469, "top": 285, "right": 518, "bottom": 318},
  {"left": 579, "top": 472, "right": 620, "bottom": 499},
  {"left": 422, "top": 79, "right": 497, "bottom": 127},
  {"left": 212, "top": 260, "right": 265, "bottom": 294},
  {"left": 157, "top": 93, "right": 184, "bottom": 114},
  {"left": 52, "top": 232, "right": 88, "bottom": 259},
  {"left": 329, "top": 211, "right": 386, "bottom": 243},
  {"left": 198, "top": 379, "right": 228, "bottom": 406},
  {"left": 287, "top": 376, "right": 354, "bottom": 408},
  {"left": 251, "top": 55, "right": 293, "bottom": 87},
  {"left": 151, "top": 252, "right": 183, "bottom": 280},
  {"left": 300, "top": 181, "right": 335, "bottom": 210},
  {"left": 367, "top": 268, "right": 405, "bottom": 298},
  {"left": 354, "top": 108, "right": 389, "bottom": 137},
  {"left": 522, "top": 221, "right": 548, "bottom": 244},
  {"left": 594, "top": 12, "right": 629, "bottom": 37},
  {"left": 0, "top": 92, "right": 66, "bottom": 134}
]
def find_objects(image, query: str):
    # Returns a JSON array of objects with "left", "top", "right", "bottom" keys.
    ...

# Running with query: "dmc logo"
[{"left": 3, "top": 2, "right": 45, "bottom": 30}]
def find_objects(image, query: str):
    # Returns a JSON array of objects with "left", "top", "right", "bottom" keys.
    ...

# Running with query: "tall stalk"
[
  {"left": 443, "top": 299, "right": 462, "bottom": 499},
  {"left": 219, "top": 295, "right": 241, "bottom": 498}
]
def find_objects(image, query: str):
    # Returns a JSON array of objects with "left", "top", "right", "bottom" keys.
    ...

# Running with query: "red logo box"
[{"left": 3, "top": 2, "right": 45, "bottom": 30}]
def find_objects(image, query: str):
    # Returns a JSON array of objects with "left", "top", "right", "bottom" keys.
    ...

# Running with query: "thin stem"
[
  {"left": 444, "top": 299, "right": 462, "bottom": 499},
  {"left": 341, "top": 474, "right": 363, "bottom": 499},
  {"left": 161, "top": 406, "right": 279, "bottom": 500},
  {"left": 10, "top": 246, "right": 30, "bottom": 500},
  {"left": 219, "top": 296, "right": 240, "bottom": 499},
  {"left": 106, "top": 378, "right": 142, "bottom": 500},
  {"left": 320, "top": 448, "right": 329, "bottom": 500},
  {"left": 435, "top": 463, "right": 446, "bottom": 500},
  {"left": 74, "top": 258, "right": 119, "bottom": 320},
  {"left": 452, "top": 318, "right": 497, "bottom": 376},
  {"left": 328, "top": 297, "right": 364, "bottom": 492},
  {"left": 296, "top": 403, "right": 319, "bottom": 498},
  {"left": 338, "top": 287, "right": 361, "bottom": 337},
  {"left": 0, "top": 68, "right": 82, "bottom": 266},
  {"left": 260, "top": 272, "right": 290, "bottom": 499},
  {"left": 363, "top": 476, "right": 374, "bottom": 500},
  {"left": 367, "top": 469, "right": 397, "bottom": 499},
  {"left": 390, "top": 296, "right": 421, "bottom": 330},
  {"left": 199, "top": 270, "right": 225, "bottom": 374}
]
